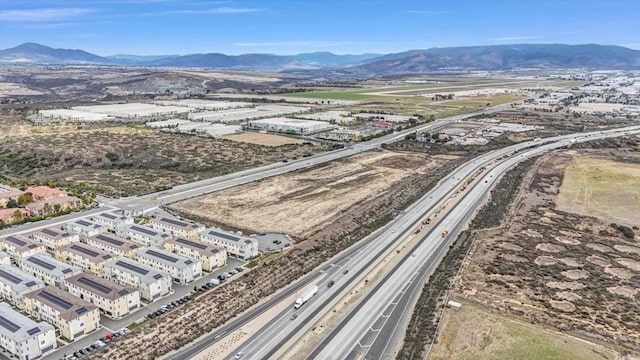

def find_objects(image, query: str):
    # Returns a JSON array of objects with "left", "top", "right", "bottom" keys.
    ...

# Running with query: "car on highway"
[
  {"left": 343, "top": 269, "right": 349, "bottom": 274},
  {"left": 290, "top": 314, "right": 298, "bottom": 320},
  {"left": 234, "top": 351, "right": 245, "bottom": 359},
  {"left": 327, "top": 280, "right": 335, "bottom": 288}
]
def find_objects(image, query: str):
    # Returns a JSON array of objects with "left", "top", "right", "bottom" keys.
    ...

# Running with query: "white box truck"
[{"left": 294, "top": 285, "right": 318, "bottom": 309}]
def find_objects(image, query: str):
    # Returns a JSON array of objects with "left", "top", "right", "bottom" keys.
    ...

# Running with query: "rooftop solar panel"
[
  {"left": 0, "top": 268, "right": 23, "bottom": 284},
  {"left": 41, "top": 228, "right": 60, "bottom": 237},
  {"left": 70, "top": 244, "right": 99, "bottom": 258},
  {"left": 100, "top": 213, "right": 117, "bottom": 220},
  {"left": 184, "top": 260, "right": 193, "bottom": 265},
  {"left": 26, "top": 257, "right": 55, "bottom": 271},
  {"left": 207, "top": 230, "right": 239, "bottom": 242},
  {"left": 77, "top": 276, "right": 111, "bottom": 294},
  {"left": 76, "top": 219, "right": 92, "bottom": 227},
  {"left": 115, "top": 260, "right": 148, "bottom": 275},
  {"left": 61, "top": 268, "right": 73, "bottom": 274},
  {"left": 95, "top": 234, "right": 124, "bottom": 246},
  {"left": 39, "top": 290, "right": 72, "bottom": 310},
  {"left": 26, "top": 327, "right": 41, "bottom": 336},
  {"left": 25, "top": 281, "right": 37, "bottom": 287},
  {"left": 160, "top": 218, "right": 188, "bottom": 227},
  {"left": 130, "top": 225, "right": 158, "bottom": 236},
  {"left": 152, "top": 274, "right": 163, "bottom": 280},
  {"left": 175, "top": 237, "right": 206, "bottom": 250},
  {"left": 0, "top": 315, "right": 20, "bottom": 333},
  {"left": 117, "top": 289, "right": 129, "bottom": 296},
  {"left": 75, "top": 307, "right": 88, "bottom": 315},
  {"left": 5, "top": 236, "right": 27, "bottom": 247},
  {"left": 146, "top": 249, "right": 178, "bottom": 263}
]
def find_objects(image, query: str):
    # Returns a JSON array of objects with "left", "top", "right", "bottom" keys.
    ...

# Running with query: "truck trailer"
[{"left": 294, "top": 285, "right": 319, "bottom": 309}]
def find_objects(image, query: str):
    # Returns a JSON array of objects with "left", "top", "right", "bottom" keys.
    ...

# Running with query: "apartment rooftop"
[
  {"left": 24, "top": 285, "right": 97, "bottom": 321},
  {"left": 167, "top": 237, "right": 223, "bottom": 257},
  {"left": 33, "top": 227, "right": 74, "bottom": 240},
  {"left": 88, "top": 233, "right": 140, "bottom": 252},
  {"left": 67, "top": 219, "right": 103, "bottom": 232},
  {"left": 152, "top": 217, "right": 201, "bottom": 231},
  {"left": 62, "top": 243, "right": 113, "bottom": 263},
  {"left": 125, "top": 224, "right": 171, "bottom": 240},
  {"left": 0, "top": 302, "right": 54, "bottom": 343},
  {"left": 0, "top": 264, "right": 44, "bottom": 293},
  {"left": 1, "top": 234, "right": 42, "bottom": 252},
  {"left": 105, "top": 257, "right": 170, "bottom": 284},
  {"left": 65, "top": 272, "right": 136, "bottom": 300},
  {"left": 203, "top": 229, "right": 255, "bottom": 246},
  {"left": 22, "top": 253, "right": 82, "bottom": 278},
  {"left": 136, "top": 247, "right": 196, "bottom": 269}
]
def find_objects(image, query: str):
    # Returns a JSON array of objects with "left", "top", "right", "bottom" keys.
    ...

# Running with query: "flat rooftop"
[
  {"left": 152, "top": 217, "right": 201, "bottom": 231},
  {"left": 136, "top": 247, "right": 196, "bottom": 269},
  {"left": 96, "top": 212, "right": 129, "bottom": 222},
  {"left": 88, "top": 233, "right": 140, "bottom": 252},
  {"left": 1, "top": 234, "right": 42, "bottom": 252},
  {"left": 65, "top": 272, "right": 136, "bottom": 300},
  {"left": 25, "top": 285, "right": 97, "bottom": 321},
  {"left": 21, "top": 253, "right": 81, "bottom": 278},
  {"left": 203, "top": 229, "right": 255, "bottom": 246},
  {"left": 67, "top": 219, "right": 103, "bottom": 231},
  {"left": 62, "top": 243, "right": 113, "bottom": 263},
  {"left": 33, "top": 227, "right": 74, "bottom": 240},
  {"left": 0, "top": 264, "right": 44, "bottom": 293},
  {"left": 0, "top": 302, "right": 54, "bottom": 343},
  {"left": 105, "top": 257, "right": 170, "bottom": 284},
  {"left": 167, "top": 237, "right": 223, "bottom": 256}
]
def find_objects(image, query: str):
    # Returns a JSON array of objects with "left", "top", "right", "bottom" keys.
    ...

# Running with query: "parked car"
[{"left": 235, "top": 267, "right": 244, "bottom": 272}]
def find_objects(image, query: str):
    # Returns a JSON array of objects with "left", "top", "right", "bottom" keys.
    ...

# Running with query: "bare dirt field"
[
  {"left": 169, "top": 150, "right": 446, "bottom": 238},
  {"left": 455, "top": 138, "right": 640, "bottom": 353},
  {"left": 222, "top": 132, "right": 305, "bottom": 146},
  {"left": 0, "top": 116, "right": 327, "bottom": 196},
  {"left": 556, "top": 156, "right": 640, "bottom": 225},
  {"left": 429, "top": 299, "right": 621, "bottom": 360}
]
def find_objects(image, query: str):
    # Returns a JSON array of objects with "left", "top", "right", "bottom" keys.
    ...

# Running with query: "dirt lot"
[
  {"left": 169, "top": 151, "right": 447, "bottom": 239},
  {"left": 0, "top": 116, "right": 327, "bottom": 196},
  {"left": 556, "top": 156, "right": 640, "bottom": 225},
  {"left": 222, "top": 132, "right": 305, "bottom": 146},
  {"left": 430, "top": 299, "right": 621, "bottom": 360},
  {"left": 455, "top": 136, "right": 640, "bottom": 353}
]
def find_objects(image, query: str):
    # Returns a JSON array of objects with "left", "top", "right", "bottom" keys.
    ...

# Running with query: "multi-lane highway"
[{"left": 223, "top": 126, "right": 640, "bottom": 360}]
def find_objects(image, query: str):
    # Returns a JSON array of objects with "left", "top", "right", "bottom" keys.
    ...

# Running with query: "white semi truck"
[{"left": 294, "top": 285, "right": 319, "bottom": 309}]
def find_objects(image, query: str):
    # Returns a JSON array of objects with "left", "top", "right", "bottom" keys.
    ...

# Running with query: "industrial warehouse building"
[
  {"left": 86, "top": 233, "right": 141, "bottom": 259},
  {"left": 246, "top": 117, "right": 335, "bottom": 135},
  {"left": 30, "top": 228, "right": 80, "bottom": 252},
  {"left": 0, "top": 235, "right": 46, "bottom": 263},
  {"left": 64, "top": 219, "right": 105, "bottom": 239},
  {"left": 104, "top": 257, "right": 172, "bottom": 301},
  {"left": 149, "top": 217, "right": 205, "bottom": 240},
  {"left": 24, "top": 285, "right": 99, "bottom": 341},
  {"left": 0, "top": 302, "right": 56, "bottom": 360},
  {"left": 55, "top": 243, "right": 113, "bottom": 275},
  {"left": 0, "top": 265, "right": 45, "bottom": 310},
  {"left": 136, "top": 248, "right": 201, "bottom": 285},
  {"left": 20, "top": 253, "right": 82, "bottom": 289},
  {"left": 199, "top": 229, "right": 259, "bottom": 260},
  {"left": 164, "top": 237, "right": 227, "bottom": 272},
  {"left": 117, "top": 224, "right": 171, "bottom": 247},
  {"left": 92, "top": 212, "right": 133, "bottom": 231},
  {"left": 64, "top": 273, "right": 140, "bottom": 319}
]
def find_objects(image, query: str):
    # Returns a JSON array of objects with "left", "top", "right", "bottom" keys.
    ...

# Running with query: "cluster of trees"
[{"left": 610, "top": 223, "right": 636, "bottom": 239}]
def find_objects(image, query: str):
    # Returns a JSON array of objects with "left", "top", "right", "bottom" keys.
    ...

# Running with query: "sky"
[{"left": 0, "top": 0, "right": 639, "bottom": 55}]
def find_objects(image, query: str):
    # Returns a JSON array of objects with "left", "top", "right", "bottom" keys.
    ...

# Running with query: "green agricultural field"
[{"left": 430, "top": 299, "right": 620, "bottom": 360}]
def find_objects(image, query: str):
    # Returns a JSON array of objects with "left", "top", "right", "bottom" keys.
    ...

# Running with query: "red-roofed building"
[
  {"left": 25, "top": 186, "right": 67, "bottom": 202},
  {"left": 0, "top": 208, "right": 29, "bottom": 224},
  {"left": 0, "top": 185, "right": 23, "bottom": 208},
  {"left": 371, "top": 120, "right": 392, "bottom": 128}
]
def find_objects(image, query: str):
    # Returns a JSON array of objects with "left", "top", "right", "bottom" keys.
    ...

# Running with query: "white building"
[
  {"left": 92, "top": 212, "right": 133, "bottom": 231},
  {"left": 30, "top": 228, "right": 80, "bottom": 252},
  {"left": 117, "top": 224, "right": 171, "bottom": 247},
  {"left": 0, "top": 265, "right": 45, "bottom": 310},
  {"left": 104, "top": 258, "right": 172, "bottom": 302},
  {"left": 64, "top": 273, "right": 140, "bottom": 320},
  {"left": 163, "top": 237, "right": 227, "bottom": 272},
  {"left": 24, "top": 285, "right": 99, "bottom": 341},
  {"left": 136, "top": 248, "right": 201, "bottom": 285},
  {"left": 246, "top": 117, "right": 335, "bottom": 135},
  {"left": 0, "top": 252, "right": 10, "bottom": 265},
  {"left": 55, "top": 243, "right": 113, "bottom": 275},
  {"left": 86, "top": 233, "right": 141, "bottom": 259},
  {"left": 20, "top": 253, "right": 82, "bottom": 289},
  {"left": 64, "top": 219, "right": 105, "bottom": 239},
  {"left": 199, "top": 229, "right": 259, "bottom": 260},
  {"left": 0, "top": 302, "right": 56, "bottom": 360},
  {"left": 0, "top": 235, "right": 46, "bottom": 263},
  {"left": 149, "top": 217, "right": 205, "bottom": 240}
]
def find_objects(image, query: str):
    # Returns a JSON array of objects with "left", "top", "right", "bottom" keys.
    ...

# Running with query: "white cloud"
[
  {"left": 0, "top": 8, "right": 95, "bottom": 22},
  {"left": 487, "top": 36, "right": 540, "bottom": 41}
]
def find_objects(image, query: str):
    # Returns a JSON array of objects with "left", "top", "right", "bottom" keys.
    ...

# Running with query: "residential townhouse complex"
[
  {"left": 164, "top": 237, "right": 227, "bottom": 272},
  {"left": 55, "top": 243, "right": 113, "bottom": 275},
  {"left": 86, "top": 233, "right": 141, "bottom": 259},
  {"left": 136, "top": 248, "right": 201, "bottom": 285},
  {"left": 64, "top": 219, "right": 104, "bottom": 239},
  {"left": 104, "top": 257, "right": 172, "bottom": 301},
  {"left": 0, "top": 265, "right": 45, "bottom": 310},
  {"left": 23, "top": 285, "right": 99, "bottom": 341},
  {"left": 149, "top": 217, "right": 205, "bottom": 240},
  {"left": 0, "top": 302, "right": 56, "bottom": 360},
  {"left": 92, "top": 212, "right": 133, "bottom": 231},
  {"left": 199, "top": 229, "right": 259, "bottom": 260},
  {"left": 30, "top": 228, "right": 79, "bottom": 252},
  {"left": 64, "top": 273, "right": 140, "bottom": 320},
  {"left": 0, "top": 235, "right": 46, "bottom": 263},
  {"left": 117, "top": 224, "right": 171, "bottom": 247},
  {"left": 20, "top": 253, "right": 82, "bottom": 289},
  {"left": 0, "top": 252, "right": 10, "bottom": 265}
]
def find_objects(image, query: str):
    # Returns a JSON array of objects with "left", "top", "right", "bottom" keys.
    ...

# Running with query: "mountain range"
[{"left": 1, "top": 42, "right": 639, "bottom": 74}]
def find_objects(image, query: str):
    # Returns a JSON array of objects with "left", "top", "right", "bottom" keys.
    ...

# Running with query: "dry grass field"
[
  {"left": 430, "top": 300, "right": 621, "bottom": 360},
  {"left": 440, "top": 93, "right": 525, "bottom": 107},
  {"left": 169, "top": 150, "right": 449, "bottom": 238},
  {"left": 556, "top": 156, "right": 640, "bottom": 225},
  {"left": 222, "top": 132, "right": 305, "bottom": 146}
]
